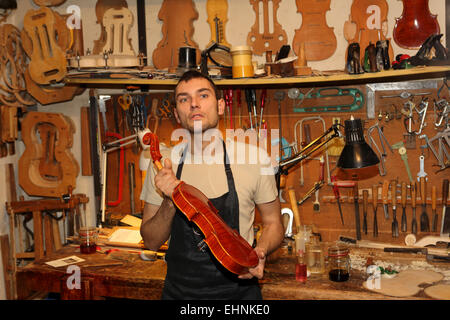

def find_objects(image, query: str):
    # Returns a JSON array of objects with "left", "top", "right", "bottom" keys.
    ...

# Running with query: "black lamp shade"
[{"left": 337, "top": 118, "right": 380, "bottom": 169}]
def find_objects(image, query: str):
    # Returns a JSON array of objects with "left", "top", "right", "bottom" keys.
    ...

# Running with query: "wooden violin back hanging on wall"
[
  {"left": 292, "top": 0, "right": 337, "bottom": 61},
  {"left": 206, "top": 0, "right": 231, "bottom": 48},
  {"left": 393, "top": 0, "right": 440, "bottom": 49},
  {"left": 19, "top": 112, "right": 79, "bottom": 198},
  {"left": 247, "top": 0, "right": 287, "bottom": 55},
  {"left": 152, "top": 0, "right": 200, "bottom": 70}
]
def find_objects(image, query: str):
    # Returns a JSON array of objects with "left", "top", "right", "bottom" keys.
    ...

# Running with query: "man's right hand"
[{"left": 154, "top": 158, "right": 180, "bottom": 198}]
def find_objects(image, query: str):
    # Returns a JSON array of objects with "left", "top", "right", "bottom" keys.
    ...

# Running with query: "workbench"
[{"left": 15, "top": 245, "right": 449, "bottom": 300}]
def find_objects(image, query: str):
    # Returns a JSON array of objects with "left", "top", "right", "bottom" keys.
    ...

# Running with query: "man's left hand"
[{"left": 238, "top": 247, "right": 266, "bottom": 280}]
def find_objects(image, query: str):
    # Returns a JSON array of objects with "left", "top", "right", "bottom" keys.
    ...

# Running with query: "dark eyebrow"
[{"left": 176, "top": 87, "right": 212, "bottom": 99}]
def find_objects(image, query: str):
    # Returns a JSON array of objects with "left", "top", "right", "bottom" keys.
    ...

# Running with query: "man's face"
[{"left": 174, "top": 77, "right": 225, "bottom": 133}]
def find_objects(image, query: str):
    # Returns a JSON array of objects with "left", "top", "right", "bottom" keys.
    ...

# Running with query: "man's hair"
[{"left": 176, "top": 70, "right": 221, "bottom": 99}]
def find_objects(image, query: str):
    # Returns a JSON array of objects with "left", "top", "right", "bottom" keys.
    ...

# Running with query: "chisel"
[
  {"left": 353, "top": 184, "right": 361, "bottom": 240},
  {"left": 411, "top": 182, "right": 417, "bottom": 234},
  {"left": 431, "top": 185, "right": 437, "bottom": 232},
  {"left": 362, "top": 189, "right": 368, "bottom": 235},
  {"left": 372, "top": 185, "right": 379, "bottom": 237},
  {"left": 382, "top": 180, "right": 390, "bottom": 219},
  {"left": 391, "top": 180, "right": 399, "bottom": 238},
  {"left": 331, "top": 176, "right": 345, "bottom": 225},
  {"left": 420, "top": 177, "right": 430, "bottom": 232},
  {"left": 441, "top": 179, "right": 449, "bottom": 236},
  {"left": 401, "top": 182, "right": 407, "bottom": 232}
]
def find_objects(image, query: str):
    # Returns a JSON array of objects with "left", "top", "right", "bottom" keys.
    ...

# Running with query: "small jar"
[
  {"left": 305, "top": 235, "right": 325, "bottom": 274},
  {"left": 79, "top": 227, "right": 98, "bottom": 254},
  {"left": 230, "top": 45, "right": 254, "bottom": 78},
  {"left": 327, "top": 244, "right": 350, "bottom": 282}
]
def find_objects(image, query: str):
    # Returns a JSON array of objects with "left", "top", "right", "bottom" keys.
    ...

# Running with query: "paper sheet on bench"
[{"left": 108, "top": 228, "right": 142, "bottom": 244}]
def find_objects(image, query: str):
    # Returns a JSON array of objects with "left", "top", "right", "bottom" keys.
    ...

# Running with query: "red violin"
[
  {"left": 393, "top": 0, "right": 440, "bottom": 49},
  {"left": 148, "top": 132, "right": 259, "bottom": 275}
]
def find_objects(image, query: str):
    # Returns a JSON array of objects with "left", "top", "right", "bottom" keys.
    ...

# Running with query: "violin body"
[
  {"left": 393, "top": 0, "right": 440, "bottom": 49},
  {"left": 152, "top": 0, "right": 200, "bottom": 70},
  {"left": 292, "top": 0, "right": 337, "bottom": 61},
  {"left": 149, "top": 133, "right": 258, "bottom": 275},
  {"left": 172, "top": 182, "right": 259, "bottom": 275}
]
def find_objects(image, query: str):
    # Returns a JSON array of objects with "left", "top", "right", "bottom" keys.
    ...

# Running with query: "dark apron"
[{"left": 162, "top": 141, "right": 261, "bottom": 300}]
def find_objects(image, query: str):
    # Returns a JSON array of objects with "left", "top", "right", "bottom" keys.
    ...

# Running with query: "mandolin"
[
  {"left": 148, "top": 132, "right": 259, "bottom": 275},
  {"left": 393, "top": 0, "right": 440, "bottom": 49}
]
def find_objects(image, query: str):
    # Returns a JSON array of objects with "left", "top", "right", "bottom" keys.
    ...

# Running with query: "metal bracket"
[{"left": 366, "top": 79, "right": 439, "bottom": 119}]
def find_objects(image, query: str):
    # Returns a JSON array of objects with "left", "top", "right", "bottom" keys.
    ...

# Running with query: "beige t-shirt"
[{"left": 140, "top": 140, "right": 278, "bottom": 244}]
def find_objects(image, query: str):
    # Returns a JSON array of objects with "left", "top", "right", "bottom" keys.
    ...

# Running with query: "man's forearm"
[
  {"left": 256, "top": 221, "right": 284, "bottom": 256},
  {"left": 140, "top": 198, "right": 177, "bottom": 250}
]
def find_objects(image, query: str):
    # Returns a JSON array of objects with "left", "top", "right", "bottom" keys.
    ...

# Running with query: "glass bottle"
[
  {"left": 328, "top": 244, "right": 350, "bottom": 282},
  {"left": 295, "top": 252, "right": 307, "bottom": 283},
  {"left": 305, "top": 235, "right": 325, "bottom": 274}
]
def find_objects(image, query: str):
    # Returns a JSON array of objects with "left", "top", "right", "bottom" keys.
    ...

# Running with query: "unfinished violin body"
[
  {"left": 152, "top": 0, "right": 200, "bottom": 70},
  {"left": 148, "top": 133, "right": 258, "bottom": 275},
  {"left": 393, "top": 0, "right": 440, "bottom": 49},
  {"left": 292, "top": 0, "right": 337, "bottom": 61}
]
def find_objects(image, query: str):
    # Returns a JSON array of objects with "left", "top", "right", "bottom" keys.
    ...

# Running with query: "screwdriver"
[
  {"left": 331, "top": 176, "right": 345, "bottom": 225},
  {"left": 244, "top": 89, "right": 253, "bottom": 129},
  {"left": 372, "top": 185, "right": 379, "bottom": 237}
]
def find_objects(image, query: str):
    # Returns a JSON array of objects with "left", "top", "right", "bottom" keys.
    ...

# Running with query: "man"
[{"left": 140, "top": 70, "right": 283, "bottom": 299}]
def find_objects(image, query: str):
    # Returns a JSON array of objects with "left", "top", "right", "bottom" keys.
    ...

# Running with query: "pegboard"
[{"left": 99, "top": 79, "right": 449, "bottom": 245}]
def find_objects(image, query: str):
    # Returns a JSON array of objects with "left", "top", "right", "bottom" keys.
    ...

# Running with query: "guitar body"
[
  {"left": 292, "top": 0, "right": 337, "bottom": 61},
  {"left": 393, "top": 0, "right": 440, "bottom": 49},
  {"left": 152, "top": 0, "right": 200, "bottom": 70},
  {"left": 247, "top": 0, "right": 287, "bottom": 55},
  {"left": 19, "top": 111, "right": 79, "bottom": 197},
  {"left": 23, "top": 6, "right": 67, "bottom": 85}
]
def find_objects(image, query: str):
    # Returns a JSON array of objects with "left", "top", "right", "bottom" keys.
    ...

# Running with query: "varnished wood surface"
[{"left": 15, "top": 245, "right": 446, "bottom": 300}]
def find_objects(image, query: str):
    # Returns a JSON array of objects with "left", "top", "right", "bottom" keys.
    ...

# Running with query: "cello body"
[
  {"left": 148, "top": 133, "right": 258, "bottom": 275},
  {"left": 393, "top": 0, "right": 440, "bottom": 49}
]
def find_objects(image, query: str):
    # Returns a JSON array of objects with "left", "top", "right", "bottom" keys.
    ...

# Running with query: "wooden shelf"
[{"left": 64, "top": 65, "right": 450, "bottom": 89}]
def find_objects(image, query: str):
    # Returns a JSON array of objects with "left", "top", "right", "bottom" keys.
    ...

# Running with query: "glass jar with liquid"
[
  {"left": 79, "top": 226, "right": 98, "bottom": 254},
  {"left": 328, "top": 244, "right": 350, "bottom": 282},
  {"left": 305, "top": 235, "right": 325, "bottom": 274}
]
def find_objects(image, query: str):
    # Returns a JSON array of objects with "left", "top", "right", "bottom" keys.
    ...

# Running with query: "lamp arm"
[{"left": 278, "top": 124, "right": 341, "bottom": 175}]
